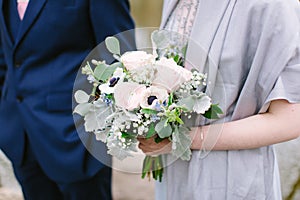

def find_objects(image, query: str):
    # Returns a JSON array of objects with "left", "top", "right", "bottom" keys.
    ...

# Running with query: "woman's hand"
[{"left": 138, "top": 135, "right": 172, "bottom": 156}]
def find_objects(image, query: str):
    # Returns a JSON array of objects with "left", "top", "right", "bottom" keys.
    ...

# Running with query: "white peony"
[
  {"left": 152, "top": 57, "right": 193, "bottom": 92},
  {"left": 129, "top": 65, "right": 156, "bottom": 84},
  {"left": 114, "top": 82, "right": 146, "bottom": 111},
  {"left": 120, "top": 51, "right": 156, "bottom": 71}
]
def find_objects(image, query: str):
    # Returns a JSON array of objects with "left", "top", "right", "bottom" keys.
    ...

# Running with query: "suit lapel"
[
  {"left": 0, "top": 0, "right": 13, "bottom": 47},
  {"left": 15, "top": 0, "right": 47, "bottom": 46}
]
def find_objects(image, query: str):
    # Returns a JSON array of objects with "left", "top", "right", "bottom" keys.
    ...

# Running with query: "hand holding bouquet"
[{"left": 73, "top": 30, "right": 222, "bottom": 181}]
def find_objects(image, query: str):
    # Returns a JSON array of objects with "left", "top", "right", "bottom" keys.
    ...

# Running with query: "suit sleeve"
[{"left": 89, "top": 0, "right": 136, "bottom": 54}]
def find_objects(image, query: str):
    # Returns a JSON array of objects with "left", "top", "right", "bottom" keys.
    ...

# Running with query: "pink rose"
[
  {"left": 120, "top": 51, "right": 155, "bottom": 71},
  {"left": 152, "top": 57, "right": 193, "bottom": 92},
  {"left": 114, "top": 82, "right": 146, "bottom": 110}
]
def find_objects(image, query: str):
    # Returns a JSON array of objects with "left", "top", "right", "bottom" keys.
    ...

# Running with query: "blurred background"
[{"left": 0, "top": 1, "right": 300, "bottom": 200}]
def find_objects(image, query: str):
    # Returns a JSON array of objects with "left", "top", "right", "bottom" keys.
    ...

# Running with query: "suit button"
[
  {"left": 16, "top": 95, "right": 23, "bottom": 103},
  {"left": 15, "top": 60, "right": 22, "bottom": 67}
]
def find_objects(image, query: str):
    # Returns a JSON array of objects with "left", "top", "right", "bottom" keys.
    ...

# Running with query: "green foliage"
[
  {"left": 94, "top": 63, "right": 118, "bottom": 82},
  {"left": 146, "top": 123, "right": 156, "bottom": 139},
  {"left": 151, "top": 30, "right": 170, "bottom": 49},
  {"left": 105, "top": 36, "right": 121, "bottom": 55},
  {"left": 74, "top": 90, "right": 90, "bottom": 104},
  {"left": 178, "top": 94, "right": 212, "bottom": 114},
  {"left": 141, "top": 108, "right": 158, "bottom": 115},
  {"left": 165, "top": 108, "right": 184, "bottom": 125},
  {"left": 83, "top": 104, "right": 113, "bottom": 132},
  {"left": 142, "top": 155, "right": 164, "bottom": 182},
  {"left": 155, "top": 118, "right": 172, "bottom": 138},
  {"left": 173, "top": 54, "right": 180, "bottom": 63},
  {"left": 121, "top": 132, "right": 135, "bottom": 139},
  {"left": 168, "top": 93, "right": 173, "bottom": 106},
  {"left": 154, "top": 137, "right": 164, "bottom": 143},
  {"left": 172, "top": 126, "right": 192, "bottom": 161},
  {"left": 110, "top": 62, "right": 123, "bottom": 69},
  {"left": 73, "top": 103, "right": 91, "bottom": 116},
  {"left": 73, "top": 90, "right": 92, "bottom": 116},
  {"left": 203, "top": 104, "right": 223, "bottom": 119}
]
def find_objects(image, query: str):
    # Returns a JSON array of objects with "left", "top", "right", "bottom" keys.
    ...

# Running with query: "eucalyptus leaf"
[
  {"left": 177, "top": 96, "right": 195, "bottom": 111},
  {"left": 113, "top": 54, "right": 121, "bottom": 61},
  {"left": 94, "top": 63, "right": 107, "bottom": 80},
  {"left": 110, "top": 62, "right": 123, "bottom": 69},
  {"left": 74, "top": 90, "right": 90, "bottom": 104},
  {"left": 94, "top": 63, "right": 118, "bottom": 82},
  {"left": 105, "top": 36, "right": 121, "bottom": 55},
  {"left": 151, "top": 30, "right": 171, "bottom": 49},
  {"left": 155, "top": 118, "right": 172, "bottom": 138}
]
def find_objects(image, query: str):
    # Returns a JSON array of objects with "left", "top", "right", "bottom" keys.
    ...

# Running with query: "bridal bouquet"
[{"left": 73, "top": 30, "right": 222, "bottom": 181}]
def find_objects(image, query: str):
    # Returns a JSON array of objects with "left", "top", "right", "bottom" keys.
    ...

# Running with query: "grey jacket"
[{"left": 157, "top": 0, "right": 300, "bottom": 199}]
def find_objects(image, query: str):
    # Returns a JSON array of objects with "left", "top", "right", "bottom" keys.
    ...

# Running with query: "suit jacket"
[{"left": 0, "top": 0, "right": 135, "bottom": 183}]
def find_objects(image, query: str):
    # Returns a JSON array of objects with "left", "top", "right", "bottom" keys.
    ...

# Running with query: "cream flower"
[
  {"left": 152, "top": 57, "right": 193, "bottom": 92},
  {"left": 114, "top": 82, "right": 146, "bottom": 111},
  {"left": 120, "top": 51, "right": 156, "bottom": 71},
  {"left": 140, "top": 86, "right": 169, "bottom": 109}
]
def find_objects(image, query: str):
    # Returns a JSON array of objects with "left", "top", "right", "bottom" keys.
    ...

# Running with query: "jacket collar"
[{"left": 15, "top": 0, "right": 47, "bottom": 46}]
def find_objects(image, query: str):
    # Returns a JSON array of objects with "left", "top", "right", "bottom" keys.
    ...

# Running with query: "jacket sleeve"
[{"left": 255, "top": 0, "right": 300, "bottom": 112}]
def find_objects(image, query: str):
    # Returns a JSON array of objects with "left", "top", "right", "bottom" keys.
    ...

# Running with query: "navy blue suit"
[{"left": 0, "top": 0, "right": 134, "bottom": 199}]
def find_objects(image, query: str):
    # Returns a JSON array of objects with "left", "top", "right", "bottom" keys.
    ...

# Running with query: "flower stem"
[{"left": 142, "top": 155, "right": 164, "bottom": 182}]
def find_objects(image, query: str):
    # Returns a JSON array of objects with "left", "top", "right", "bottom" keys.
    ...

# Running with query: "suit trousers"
[{"left": 12, "top": 134, "right": 112, "bottom": 200}]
